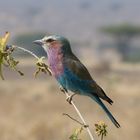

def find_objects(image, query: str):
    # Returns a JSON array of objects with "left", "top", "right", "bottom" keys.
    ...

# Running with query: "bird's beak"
[{"left": 33, "top": 39, "right": 43, "bottom": 46}]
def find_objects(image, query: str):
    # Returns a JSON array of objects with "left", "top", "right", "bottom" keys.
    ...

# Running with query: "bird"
[{"left": 33, "top": 35, "right": 120, "bottom": 128}]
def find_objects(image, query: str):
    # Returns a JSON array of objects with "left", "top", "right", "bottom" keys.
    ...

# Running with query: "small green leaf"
[
  {"left": 0, "top": 52, "right": 4, "bottom": 80},
  {"left": 0, "top": 32, "right": 24, "bottom": 79},
  {"left": 0, "top": 32, "right": 10, "bottom": 52},
  {"left": 95, "top": 121, "right": 108, "bottom": 140},
  {"left": 69, "top": 127, "right": 83, "bottom": 140},
  {"left": 4, "top": 53, "right": 24, "bottom": 76},
  {"left": 34, "top": 57, "right": 52, "bottom": 77},
  {"left": 0, "top": 32, "right": 10, "bottom": 80}
]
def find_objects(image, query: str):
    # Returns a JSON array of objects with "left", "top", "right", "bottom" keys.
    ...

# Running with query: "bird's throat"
[{"left": 47, "top": 47, "right": 64, "bottom": 77}]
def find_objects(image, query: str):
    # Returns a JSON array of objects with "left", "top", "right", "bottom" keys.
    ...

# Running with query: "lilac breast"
[{"left": 47, "top": 47, "right": 64, "bottom": 77}]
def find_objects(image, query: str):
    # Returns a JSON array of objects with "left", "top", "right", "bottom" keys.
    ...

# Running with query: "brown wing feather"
[
  {"left": 64, "top": 54, "right": 93, "bottom": 80},
  {"left": 91, "top": 83, "right": 113, "bottom": 104}
]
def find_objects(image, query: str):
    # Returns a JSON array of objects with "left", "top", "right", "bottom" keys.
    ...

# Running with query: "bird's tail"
[{"left": 89, "top": 95, "right": 120, "bottom": 128}]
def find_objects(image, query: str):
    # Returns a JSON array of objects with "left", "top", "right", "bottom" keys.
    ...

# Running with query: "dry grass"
[{"left": 0, "top": 58, "right": 140, "bottom": 140}]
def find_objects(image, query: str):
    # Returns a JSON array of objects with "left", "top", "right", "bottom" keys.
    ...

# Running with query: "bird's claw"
[
  {"left": 83, "top": 124, "right": 89, "bottom": 128},
  {"left": 66, "top": 93, "right": 77, "bottom": 104},
  {"left": 66, "top": 95, "right": 73, "bottom": 104},
  {"left": 59, "top": 86, "right": 76, "bottom": 104},
  {"left": 59, "top": 86, "right": 67, "bottom": 94}
]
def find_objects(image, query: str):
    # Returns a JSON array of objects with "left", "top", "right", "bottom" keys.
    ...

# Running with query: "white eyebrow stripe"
[{"left": 43, "top": 36, "right": 55, "bottom": 41}]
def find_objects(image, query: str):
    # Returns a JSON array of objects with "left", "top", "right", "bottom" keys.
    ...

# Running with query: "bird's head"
[{"left": 33, "top": 35, "right": 72, "bottom": 54}]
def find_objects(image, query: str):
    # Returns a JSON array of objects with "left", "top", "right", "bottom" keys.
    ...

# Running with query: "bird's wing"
[
  {"left": 64, "top": 55, "right": 93, "bottom": 80},
  {"left": 64, "top": 55, "right": 113, "bottom": 104}
]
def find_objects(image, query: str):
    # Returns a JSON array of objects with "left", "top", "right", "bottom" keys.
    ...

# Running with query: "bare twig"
[
  {"left": 63, "top": 91, "right": 95, "bottom": 140},
  {"left": 63, "top": 113, "right": 88, "bottom": 127},
  {"left": 13, "top": 45, "right": 39, "bottom": 59}
]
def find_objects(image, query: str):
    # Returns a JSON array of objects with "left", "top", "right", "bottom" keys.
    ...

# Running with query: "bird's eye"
[{"left": 46, "top": 38, "right": 54, "bottom": 43}]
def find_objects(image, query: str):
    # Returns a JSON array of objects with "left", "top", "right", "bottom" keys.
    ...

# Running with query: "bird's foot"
[
  {"left": 66, "top": 93, "right": 76, "bottom": 104},
  {"left": 83, "top": 124, "right": 89, "bottom": 128},
  {"left": 59, "top": 86, "right": 67, "bottom": 94},
  {"left": 66, "top": 96, "right": 73, "bottom": 104}
]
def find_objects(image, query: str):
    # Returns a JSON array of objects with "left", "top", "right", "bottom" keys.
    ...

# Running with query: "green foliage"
[
  {"left": 0, "top": 32, "right": 9, "bottom": 79},
  {"left": 0, "top": 53, "right": 5, "bottom": 79},
  {"left": 125, "top": 51, "right": 140, "bottom": 62},
  {"left": 0, "top": 32, "right": 24, "bottom": 80},
  {"left": 69, "top": 127, "right": 83, "bottom": 140},
  {"left": 100, "top": 24, "right": 140, "bottom": 61},
  {"left": 4, "top": 52, "right": 24, "bottom": 76},
  {"left": 0, "top": 32, "right": 9, "bottom": 51},
  {"left": 0, "top": 48, "right": 24, "bottom": 80},
  {"left": 101, "top": 24, "right": 140, "bottom": 37}
]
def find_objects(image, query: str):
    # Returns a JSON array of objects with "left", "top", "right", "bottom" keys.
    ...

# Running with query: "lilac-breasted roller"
[{"left": 34, "top": 35, "right": 120, "bottom": 128}]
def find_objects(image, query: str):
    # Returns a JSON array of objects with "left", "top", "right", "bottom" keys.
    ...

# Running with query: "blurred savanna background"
[{"left": 0, "top": 0, "right": 140, "bottom": 140}]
